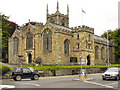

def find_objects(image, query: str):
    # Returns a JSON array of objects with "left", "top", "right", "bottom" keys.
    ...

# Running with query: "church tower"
[{"left": 46, "top": 1, "right": 69, "bottom": 27}]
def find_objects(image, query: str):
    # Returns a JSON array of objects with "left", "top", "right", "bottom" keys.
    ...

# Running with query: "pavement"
[
  {"left": 1, "top": 73, "right": 119, "bottom": 89},
  {"left": 0, "top": 62, "right": 18, "bottom": 67}
]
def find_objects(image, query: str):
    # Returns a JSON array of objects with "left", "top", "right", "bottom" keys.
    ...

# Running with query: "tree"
[
  {"left": 0, "top": 14, "right": 18, "bottom": 63},
  {"left": 0, "top": 14, "right": 12, "bottom": 62},
  {"left": 101, "top": 29, "right": 120, "bottom": 63},
  {"left": 101, "top": 30, "right": 114, "bottom": 40},
  {"left": 113, "top": 29, "right": 120, "bottom": 63}
]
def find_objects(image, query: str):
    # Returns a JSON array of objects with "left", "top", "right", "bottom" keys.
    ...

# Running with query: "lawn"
[{"left": 10, "top": 64, "right": 120, "bottom": 71}]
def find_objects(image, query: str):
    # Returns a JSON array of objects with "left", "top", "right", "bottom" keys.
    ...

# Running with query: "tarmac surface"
[{"left": 1, "top": 73, "right": 119, "bottom": 89}]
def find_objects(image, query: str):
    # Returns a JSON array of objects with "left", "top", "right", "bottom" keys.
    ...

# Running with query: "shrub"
[{"left": 0, "top": 64, "right": 10, "bottom": 75}]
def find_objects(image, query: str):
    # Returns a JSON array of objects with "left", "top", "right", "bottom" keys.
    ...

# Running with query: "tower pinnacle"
[
  {"left": 67, "top": 4, "right": 69, "bottom": 16},
  {"left": 57, "top": 0, "right": 59, "bottom": 12},
  {"left": 46, "top": 4, "right": 48, "bottom": 21}
]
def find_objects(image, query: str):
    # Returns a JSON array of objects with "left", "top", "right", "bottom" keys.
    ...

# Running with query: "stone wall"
[{"left": 38, "top": 67, "right": 107, "bottom": 77}]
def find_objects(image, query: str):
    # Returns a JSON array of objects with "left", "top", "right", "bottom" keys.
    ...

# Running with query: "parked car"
[
  {"left": 12, "top": 68, "right": 40, "bottom": 81},
  {"left": 26, "top": 67, "right": 36, "bottom": 72},
  {"left": 102, "top": 67, "right": 120, "bottom": 80}
]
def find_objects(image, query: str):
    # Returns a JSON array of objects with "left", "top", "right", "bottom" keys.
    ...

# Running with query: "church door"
[
  {"left": 28, "top": 53, "right": 32, "bottom": 64},
  {"left": 87, "top": 55, "right": 90, "bottom": 65}
]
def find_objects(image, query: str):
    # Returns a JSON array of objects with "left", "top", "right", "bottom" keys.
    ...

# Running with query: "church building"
[{"left": 8, "top": 2, "right": 115, "bottom": 65}]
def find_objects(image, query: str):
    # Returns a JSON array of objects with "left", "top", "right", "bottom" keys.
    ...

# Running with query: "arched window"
[
  {"left": 43, "top": 28, "right": 52, "bottom": 51},
  {"left": 64, "top": 39, "right": 70, "bottom": 56},
  {"left": 88, "top": 34, "right": 90, "bottom": 41},
  {"left": 62, "top": 18, "right": 65, "bottom": 26},
  {"left": 50, "top": 18, "right": 55, "bottom": 23},
  {"left": 86, "top": 40, "right": 87, "bottom": 48},
  {"left": 95, "top": 46, "right": 99, "bottom": 59},
  {"left": 13, "top": 37, "right": 19, "bottom": 54},
  {"left": 77, "top": 43, "right": 79, "bottom": 49},
  {"left": 77, "top": 34, "right": 79, "bottom": 40},
  {"left": 26, "top": 32, "right": 33, "bottom": 49},
  {"left": 101, "top": 47, "right": 105, "bottom": 59}
]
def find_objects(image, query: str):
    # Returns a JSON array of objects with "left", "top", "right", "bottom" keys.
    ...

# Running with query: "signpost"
[
  {"left": 79, "top": 56, "right": 82, "bottom": 79},
  {"left": 79, "top": 56, "right": 88, "bottom": 79}
]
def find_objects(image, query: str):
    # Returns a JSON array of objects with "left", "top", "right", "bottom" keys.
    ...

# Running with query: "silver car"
[{"left": 102, "top": 67, "right": 120, "bottom": 80}]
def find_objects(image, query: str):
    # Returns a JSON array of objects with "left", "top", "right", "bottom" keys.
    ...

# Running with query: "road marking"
[
  {"left": 84, "top": 81, "right": 114, "bottom": 88},
  {"left": 106, "top": 82, "right": 118, "bottom": 86},
  {"left": 0, "top": 85, "right": 15, "bottom": 90},
  {"left": 17, "top": 82, "right": 40, "bottom": 87}
]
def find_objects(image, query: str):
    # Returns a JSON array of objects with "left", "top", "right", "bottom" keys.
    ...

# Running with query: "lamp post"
[
  {"left": 107, "top": 30, "right": 110, "bottom": 68},
  {"left": 79, "top": 55, "right": 82, "bottom": 79}
]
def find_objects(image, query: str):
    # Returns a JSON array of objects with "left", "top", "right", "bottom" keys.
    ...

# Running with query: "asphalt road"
[{"left": 1, "top": 73, "right": 120, "bottom": 89}]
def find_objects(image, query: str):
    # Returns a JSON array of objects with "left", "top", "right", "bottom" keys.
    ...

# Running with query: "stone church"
[{"left": 8, "top": 2, "right": 115, "bottom": 65}]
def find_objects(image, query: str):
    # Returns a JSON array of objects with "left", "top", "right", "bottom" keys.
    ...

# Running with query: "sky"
[{"left": 0, "top": 0, "right": 119, "bottom": 36}]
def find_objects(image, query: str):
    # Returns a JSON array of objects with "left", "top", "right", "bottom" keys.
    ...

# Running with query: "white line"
[
  {"left": 106, "top": 82, "right": 118, "bottom": 86},
  {"left": 0, "top": 85, "right": 15, "bottom": 90},
  {"left": 84, "top": 81, "right": 114, "bottom": 88},
  {"left": 23, "top": 83, "right": 40, "bottom": 87},
  {"left": 16, "top": 82, "right": 40, "bottom": 87}
]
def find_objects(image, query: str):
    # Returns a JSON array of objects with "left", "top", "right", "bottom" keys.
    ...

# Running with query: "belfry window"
[
  {"left": 26, "top": 32, "right": 33, "bottom": 49},
  {"left": 64, "top": 39, "right": 70, "bottom": 56},
  {"left": 13, "top": 37, "right": 19, "bottom": 54},
  {"left": 43, "top": 28, "right": 52, "bottom": 51},
  {"left": 50, "top": 18, "right": 55, "bottom": 23},
  {"left": 77, "top": 43, "right": 79, "bottom": 49},
  {"left": 62, "top": 18, "right": 65, "bottom": 26}
]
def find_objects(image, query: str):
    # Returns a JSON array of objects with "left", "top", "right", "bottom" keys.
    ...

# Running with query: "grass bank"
[{"left": 10, "top": 64, "right": 120, "bottom": 71}]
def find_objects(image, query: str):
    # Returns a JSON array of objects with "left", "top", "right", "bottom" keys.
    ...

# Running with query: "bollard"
[{"left": 81, "top": 72, "right": 85, "bottom": 79}]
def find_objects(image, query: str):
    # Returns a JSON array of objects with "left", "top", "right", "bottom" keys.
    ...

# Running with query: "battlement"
[{"left": 71, "top": 25, "right": 94, "bottom": 33}]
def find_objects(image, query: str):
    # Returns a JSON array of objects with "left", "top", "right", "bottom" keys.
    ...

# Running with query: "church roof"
[
  {"left": 49, "top": 22, "right": 72, "bottom": 31},
  {"left": 94, "top": 35, "right": 108, "bottom": 42}
]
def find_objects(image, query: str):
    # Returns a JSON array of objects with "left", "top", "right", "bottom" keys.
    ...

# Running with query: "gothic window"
[
  {"left": 77, "top": 43, "right": 79, "bottom": 49},
  {"left": 88, "top": 44, "right": 90, "bottom": 49},
  {"left": 62, "top": 22, "right": 65, "bottom": 26},
  {"left": 43, "top": 28, "right": 52, "bottom": 51},
  {"left": 77, "top": 34, "right": 79, "bottom": 40},
  {"left": 13, "top": 37, "right": 19, "bottom": 54},
  {"left": 95, "top": 46, "right": 99, "bottom": 59},
  {"left": 88, "top": 34, "right": 90, "bottom": 41},
  {"left": 101, "top": 47, "right": 105, "bottom": 59},
  {"left": 64, "top": 39, "right": 70, "bottom": 56},
  {"left": 26, "top": 32, "right": 33, "bottom": 49},
  {"left": 62, "top": 18, "right": 65, "bottom": 26},
  {"left": 50, "top": 18, "right": 55, "bottom": 23},
  {"left": 86, "top": 40, "right": 87, "bottom": 48}
]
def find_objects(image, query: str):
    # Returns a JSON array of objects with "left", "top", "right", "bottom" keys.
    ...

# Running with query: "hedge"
[
  {"left": 10, "top": 64, "right": 120, "bottom": 71},
  {"left": 0, "top": 64, "right": 10, "bottom": 75}
]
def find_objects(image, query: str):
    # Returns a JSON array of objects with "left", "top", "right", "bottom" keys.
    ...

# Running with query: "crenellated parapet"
[{"left": 71, "top": 25, "right": 94, "bottom": 34}]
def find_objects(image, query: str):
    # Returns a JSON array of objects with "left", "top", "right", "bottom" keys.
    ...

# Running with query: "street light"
[
  {"left": 79, "top": 55, "right": 82, "bottom": 79},
  {"left": 107, "top": 30, "right": 110, "bottom": 68}
]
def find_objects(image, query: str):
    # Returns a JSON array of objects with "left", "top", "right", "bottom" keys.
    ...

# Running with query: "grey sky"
[{"left": 0, "top": 0, "right": 119, "bottom": 36}]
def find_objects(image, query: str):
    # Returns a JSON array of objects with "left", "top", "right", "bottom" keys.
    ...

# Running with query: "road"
[{"left": 1, "top": 74, "right": 119, "bottom": 89}]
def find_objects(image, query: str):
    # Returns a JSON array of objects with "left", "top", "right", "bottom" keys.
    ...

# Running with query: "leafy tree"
[
  {"left": 113, "top": 29, "right": 120, "bottom": 63},
  {"left": 101, "top": 30, "right": 114, "bottom": 40},
  {"left": 0, "top": 14, "right": 12, "bottom": 62},
  {"left": 101, "top": 29, "right": 120, "bottom": 63}
]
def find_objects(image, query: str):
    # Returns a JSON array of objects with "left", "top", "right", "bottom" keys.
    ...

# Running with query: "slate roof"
[
  {"left": 49, "top": 22, "right": 72, "bottom": 31},
  {"left": 94, "top": 35, "right": 108, "bottom": 42}
]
